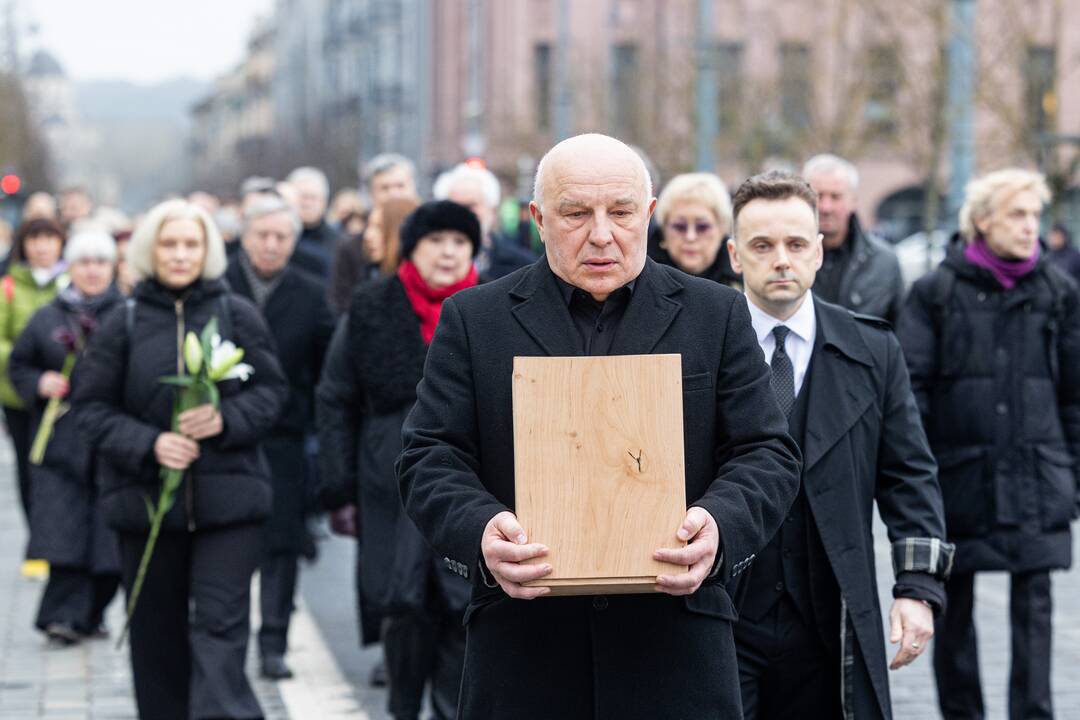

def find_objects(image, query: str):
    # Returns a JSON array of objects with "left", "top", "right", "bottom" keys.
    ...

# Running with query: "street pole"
[
  {"left": 945, "top": 0, "right": 977, "bottom": 232},
  {"left": 462, "top": 0, "right": 485, "bottom": 158},
  {"left": 553, "top": 0, "right": 571, "bottom": 141},
  {"left": 694, "top": 0, "right": 716, "bottom": 172}
]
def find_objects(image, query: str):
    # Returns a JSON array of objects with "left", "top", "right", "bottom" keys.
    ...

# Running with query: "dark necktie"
[{"left": 770, "top": 325, "right": 795, "bottom": 417}]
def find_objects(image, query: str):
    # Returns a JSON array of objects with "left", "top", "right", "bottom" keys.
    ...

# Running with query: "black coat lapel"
[
  {"left": 801, "top": 301, "right": 876, "bottom": 473},
  {"left": 509, "top": 257, "right": 583, "bottom": 357},
  {"left": 609, "top": 258, "right": 683, "bottom": 356}
]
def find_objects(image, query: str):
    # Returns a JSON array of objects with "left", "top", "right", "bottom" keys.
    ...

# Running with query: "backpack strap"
[
  {"left": 217, "top": 294, "right": 233, "bottom": 341},
  {"left": 1042, "top": 267, "right": 1070, "bottom": 387},
  {"left": 928, "top": 265, "right": 958, "bottom": 377}
]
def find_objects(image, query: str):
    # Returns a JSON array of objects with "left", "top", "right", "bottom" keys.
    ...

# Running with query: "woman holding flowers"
[
  {"left": 9, "top": 230, "right": 123, "bottom": 645},
  {"left": 317, "top": 200, "right": 480, "bottom": 720},
  {"left": 73, "top": 199, "right": 287, "bottom": 720},
  {"left": 0, "top": 217, "right": 67, "bottom": 564}
]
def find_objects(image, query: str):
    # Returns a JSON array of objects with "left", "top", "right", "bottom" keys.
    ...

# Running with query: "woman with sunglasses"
[{"left": 655, "top": 172, "right": 741, "bottom": 289}]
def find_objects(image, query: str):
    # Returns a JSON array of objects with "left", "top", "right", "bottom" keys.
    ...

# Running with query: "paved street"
[{"left": 1, "top": 438, "right": 1078, "bottom": 719}]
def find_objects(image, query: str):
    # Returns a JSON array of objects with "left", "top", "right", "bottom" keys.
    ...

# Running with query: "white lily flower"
[{"left": 222, "top": 363, "right": 255, "bottom": 382}]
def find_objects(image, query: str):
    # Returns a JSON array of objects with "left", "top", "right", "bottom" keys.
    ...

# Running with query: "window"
[
  {"left": 779, "top": 42, "right": 811, "bottom": 133},
  {"left": 864, "top": 45, "right": 900, "bottom": 140},
  {"left": 535, "top": 43, "right": 552, "bottom": 131},
  {"left": 1025, "top": 45, "right": 1056, "bottom": 138},
  {"left": 612, "top": 43, "right": 640, "bottom": 139},
  {"left": 714, "top": 42, "right": 744, "bottom": 133}
]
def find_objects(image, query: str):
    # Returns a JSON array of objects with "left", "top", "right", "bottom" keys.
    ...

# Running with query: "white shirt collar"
[{"left": 745, "top": 292, "right": 816, "bottom": 346}]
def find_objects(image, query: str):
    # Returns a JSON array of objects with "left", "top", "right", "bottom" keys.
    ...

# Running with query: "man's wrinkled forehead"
[{"left": 545, "top": 156, "right": 647, "bottom": 207}]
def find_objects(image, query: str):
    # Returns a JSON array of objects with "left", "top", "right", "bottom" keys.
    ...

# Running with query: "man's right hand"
[
  {"left": 154, "top": 432, "right": 200, "bottom": 471},
  {"left": 481, "top": 511, "right": 551, "bottom": 599}
]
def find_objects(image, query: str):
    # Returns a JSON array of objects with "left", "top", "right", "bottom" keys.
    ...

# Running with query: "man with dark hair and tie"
[{"left": 726, "top": 171, "right": 953, "bottom": 720}]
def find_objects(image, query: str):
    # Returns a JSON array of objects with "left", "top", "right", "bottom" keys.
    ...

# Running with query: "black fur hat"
[{"left": 400, "top": 200, "right": 482, "bottom": 260}]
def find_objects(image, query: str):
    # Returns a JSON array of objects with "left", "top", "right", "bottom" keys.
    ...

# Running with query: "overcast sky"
[{"left": 27, "top": 0, "right": 273, "bottom": 84}]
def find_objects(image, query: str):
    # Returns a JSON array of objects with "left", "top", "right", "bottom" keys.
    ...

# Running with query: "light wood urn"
[{"left": 512, "top": 354, "right": 688, "bottom": 596}]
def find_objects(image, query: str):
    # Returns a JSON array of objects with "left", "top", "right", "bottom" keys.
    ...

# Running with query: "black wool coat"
[
  {"left": 896, "top": 240, "right": 1080, "bottom": 573},
  {"left": 397, "top": 257, "right": 802, "bottom": 719},
  {"left": 72, "top": 278, "right": 289, "bottom": 533},
  {"left": 317, "top": 275, "right": 471, "bottom": 644},
  {"left": 730, "top": 298, "right": 952, "bottom": 720},
  {"left": 225, "top": 260, "right": 335, "bottom": 552},
  {"left": 9, "top": 289, "right": 123, "bottom": 570}
]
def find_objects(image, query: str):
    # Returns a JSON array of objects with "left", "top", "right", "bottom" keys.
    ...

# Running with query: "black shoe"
[
  {"left": 369, "top": 660, "right": 387, "bottom": 687},
  {"left": 260, "top": 654, "right": 293, "bottom": 680},
  {"left": 45, "top": 623, "right": 81, "bottom": 646}
]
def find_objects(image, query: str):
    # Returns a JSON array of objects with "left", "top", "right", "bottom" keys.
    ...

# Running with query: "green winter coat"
[{"left": 0, "top": 263, "right": 67, "bottom": 409}]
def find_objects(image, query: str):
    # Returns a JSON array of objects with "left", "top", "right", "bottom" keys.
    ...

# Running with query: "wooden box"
[{"left": 512, "top": 354, "right": 687, "bottom": 596}]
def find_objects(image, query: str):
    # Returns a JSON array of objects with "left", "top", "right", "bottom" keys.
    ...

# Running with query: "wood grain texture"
[{"left": 512, "top": 354, "right": 688, "bottom": 596}]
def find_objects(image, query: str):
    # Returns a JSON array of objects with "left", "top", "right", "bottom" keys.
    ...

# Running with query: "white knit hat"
[{"left": 64, "top": 230, "right": 117, "bottom": 264}]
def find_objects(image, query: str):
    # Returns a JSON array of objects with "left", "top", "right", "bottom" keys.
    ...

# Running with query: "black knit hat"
[{"left": 399, "top": 200, "right": 481, "bottom": 260}]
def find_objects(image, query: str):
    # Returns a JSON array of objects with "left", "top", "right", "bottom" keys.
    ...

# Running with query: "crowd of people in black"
[{"left": 3, "top": 138, "right": 1078, "bottom": 720}]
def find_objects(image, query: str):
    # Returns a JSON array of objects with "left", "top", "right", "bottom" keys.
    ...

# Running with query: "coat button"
[
  {"left": 775, "top": 582, "right": 784, "bottom": 592},
  {"left": 977, "top": 292, "right": 987, "bottom": 302},
  {"left": 996, "top": 402, "right": 1008, "bottom": 415},
  {"left": 593, "top": 596, "right": 609, "bottom": 611},
  {"left": 851, "top": 292, "right": 862, "bottom": 305}
]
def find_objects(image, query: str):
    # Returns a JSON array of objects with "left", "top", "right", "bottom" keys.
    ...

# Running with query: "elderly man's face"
[
  {"left": 242, "top": 211, "right": 298, "bottom": 277},
  {"left": 807, "top": 170, "right": 855, "bottom": 249},
  {"left": 447, "top": 179, "right": 496, "bottom": 237},
  {"left": 294, "top": 179, "right": 328, "bottom": 227},
  {"left": 371, "top": 166, "right": 417, "bottom": 205},
  {"left": 530, "top": 147, "right": 654, "bottom": 301}
]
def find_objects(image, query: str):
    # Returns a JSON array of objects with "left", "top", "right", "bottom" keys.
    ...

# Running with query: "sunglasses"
[{"left": 667, "top": 221, "right": 715, "bottom": 236}]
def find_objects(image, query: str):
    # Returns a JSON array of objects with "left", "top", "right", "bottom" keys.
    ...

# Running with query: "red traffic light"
[
  {"left": 464, "top": 157, "right": 486, "bottom": 170},
  {"left": 1, "top": 174, "right": 21, "bottom": 195}
]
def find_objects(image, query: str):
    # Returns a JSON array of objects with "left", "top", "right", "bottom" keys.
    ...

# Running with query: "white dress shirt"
[{"left": 744, "top": 293, "right": 817, "bottom": 398}]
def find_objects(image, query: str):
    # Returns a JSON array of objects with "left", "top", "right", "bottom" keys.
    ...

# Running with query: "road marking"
[{"left": 253, "top": 579, "right": 370, "bottom": 719}]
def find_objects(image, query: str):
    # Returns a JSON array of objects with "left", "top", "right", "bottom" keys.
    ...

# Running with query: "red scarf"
[{"left": 397, "top": 260, "right": 478, "bottom": 344}]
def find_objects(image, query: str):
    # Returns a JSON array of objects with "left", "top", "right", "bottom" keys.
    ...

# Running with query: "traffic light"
[{"left": 1, "top": 174, "right": 21, "bottom": 195}]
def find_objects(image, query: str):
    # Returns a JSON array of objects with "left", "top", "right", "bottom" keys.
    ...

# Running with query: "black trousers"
[
  {"left": 6, "top": 407, "right": 32, "bottom": 535},
  {"left": 36, "top": 565, "right": 118, "bottom": 634},
  {"left": 119, "top": 524, "right": 265, "bottom": 720},
  {"left": 257, "top": 552, "right": 298, "bottom": 657},
  {"left": 934, "top": 570, "right": 1054, "bottom": 720},
  {"left": 382, "top": 608, "right": 466, "bottom": 720},
  {"left": 734, "top": 595, "right": 844, "bottom": 720}
]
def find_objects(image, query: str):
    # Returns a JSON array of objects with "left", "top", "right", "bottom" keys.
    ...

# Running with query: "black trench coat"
[
  {"left": 225, "top": 260, "right": 335, "bottom": 554},
  {"left": 729, "top": 298, "right": 952, "bottom": 720},
  {"left": 9, "top": 290, "right": 123, "bottom": 571},
  {"left": 397, "top": 257, "right": 801, "bottom": 719}
]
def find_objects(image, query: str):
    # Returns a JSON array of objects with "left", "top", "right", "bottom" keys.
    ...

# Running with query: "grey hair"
[
  {"left": 243, "top": 195, "right": 301, "bottom": 235},
  {"left": 128, "top": 199, "right": 228, "bottom": 282},
  {"left": 655, "top": 173, "right": 733, "bottom": 232},
  {"left": 532, "top": 134, "right": 652, "bottom": 212},
  {"left": 286, "top": 166, "right": 330, "bottom": 199},
  {"left": 362, "top": 153, "right": 416, "bottom": 186},
  {"left": 432, "top": 163, "right": 501, "bottom": 208},
  {"left": 958, "top": 168, "right": 1050, "bottom": 241},
  {"left": 802, "top": 153, "right": 859, "bottom": 193}
]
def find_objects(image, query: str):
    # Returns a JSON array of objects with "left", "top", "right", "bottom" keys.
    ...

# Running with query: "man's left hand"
[
  {"left": 653, "top": 507, "right": 719, "bottom": 596},
  {"left": 888, "top": 598, "right": 934, "bottom": 670}
]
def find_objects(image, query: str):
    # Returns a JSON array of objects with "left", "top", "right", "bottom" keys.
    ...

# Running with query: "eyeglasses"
[{"left": 666, "top": 221, "right": 715, "bottom": 237}]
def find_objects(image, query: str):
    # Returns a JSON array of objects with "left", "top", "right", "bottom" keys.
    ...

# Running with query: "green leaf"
[
  {"left": 159, "top": 375, "right": 195, "bottom": 388},
  {"left": 140, "top": 492, "right": 154, "bottom": 524},
  {"left": 203, "top": 378, "right": 221, "bottom": 409}
]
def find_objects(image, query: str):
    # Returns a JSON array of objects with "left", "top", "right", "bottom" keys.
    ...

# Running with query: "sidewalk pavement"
[{"left": 2, "top": 428, "right": 1079, "bottom": 718}]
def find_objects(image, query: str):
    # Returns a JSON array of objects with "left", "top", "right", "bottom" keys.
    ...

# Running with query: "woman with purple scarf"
[{"left": 896, "top": 169, "right": 1080, "bottom": 720}]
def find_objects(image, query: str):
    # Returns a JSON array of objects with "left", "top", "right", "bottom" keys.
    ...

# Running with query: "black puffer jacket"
[
  {"left": 896, "top": 238, "right": 1080, "bottom": 573},
  {"left": 9, "top": 288, "right": 123, "bottom": 569},
  {"left": 72, "top": 278, "right": 288, "bottom": 533}
]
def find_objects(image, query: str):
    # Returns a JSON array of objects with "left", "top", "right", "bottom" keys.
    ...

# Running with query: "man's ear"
[
  {"left": 726, "top": 236, "right": 742, "bottom": 274},
  {"left": 529, "top": 201, "right": 545, "bottom": 244}
]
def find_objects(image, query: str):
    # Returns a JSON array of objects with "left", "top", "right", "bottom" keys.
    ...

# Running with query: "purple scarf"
[{"left": 963, "top": 236, "right": 1039, "bottom": 290}]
